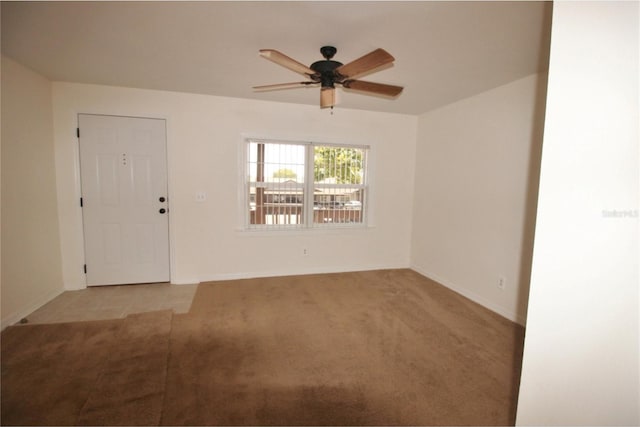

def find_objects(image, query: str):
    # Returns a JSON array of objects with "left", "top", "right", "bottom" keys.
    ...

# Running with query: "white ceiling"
[{"left": 1, "top": 1, "right": 552, "bottom": 115}]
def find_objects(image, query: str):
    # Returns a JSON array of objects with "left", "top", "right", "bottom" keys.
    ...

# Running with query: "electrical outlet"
[
  {"left": 498, "top": 276, "right": 506, "bottom": 290},
  {"left": 195, "top": 191, "right": 207, "bottom": 202}
]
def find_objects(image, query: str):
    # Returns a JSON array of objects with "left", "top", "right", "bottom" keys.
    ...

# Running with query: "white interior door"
[{"left": 79, "top": 114, "right": 170, "bottom": 286}]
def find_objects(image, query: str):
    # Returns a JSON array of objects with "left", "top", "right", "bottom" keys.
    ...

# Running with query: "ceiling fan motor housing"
[
  {"left": 310, "top": 60, "right": 343, "bottom": 88},
  {"left": 310, "top": 46, "right": 343, "bottom": 88}
]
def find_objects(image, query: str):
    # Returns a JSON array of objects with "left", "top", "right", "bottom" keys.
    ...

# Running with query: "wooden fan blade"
[
  {"left": 320, "top": 87, "right": 336, "bottom": 109},
  {"left": 342, "top": 80, "right": 404, "bottom": 97},
  {"left": 259, "top": 49, "right": 317, "bottom": 77},
  {"left": 253, "top": 82, "right": 317, "bottom": 91},
  {"left": 336, "top": 48, "right": 395, "bottom": 79}
]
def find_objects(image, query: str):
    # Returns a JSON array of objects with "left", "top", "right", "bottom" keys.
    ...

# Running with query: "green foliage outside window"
[
  {"left": 272, "top": 168, "right": 298, "bottom": 179},
  {"left": 314, "top": 147, "right": 364, "bottom": 184}
]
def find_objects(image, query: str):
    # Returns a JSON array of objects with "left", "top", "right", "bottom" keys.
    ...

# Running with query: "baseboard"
[
  {"left": 199, "top": 263, "right": 411, "bottom": 283},
  {"left": 1, "top": 287, "right": 65, "bottom": 330},
  {"left": 171, "top": 278, "right": 201, "bottom": 286},
  {"left": 410, "top": 264, "right": 526, "bottom": 326}
]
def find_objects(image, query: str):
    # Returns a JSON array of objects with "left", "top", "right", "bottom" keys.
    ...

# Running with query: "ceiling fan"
[{"left": 253, "top": 46, "right": 403, "bottom": 109}]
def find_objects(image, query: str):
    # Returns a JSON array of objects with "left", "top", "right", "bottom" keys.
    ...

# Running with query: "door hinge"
[
  {"left": 80, "top": 197, "right": 83, "bottom": 207},
  {"left": 83, "top": 264, "right": 87, "bottom": 274},
  {"left": 77, "top": 128, "right": 80, "bottom": 138}
]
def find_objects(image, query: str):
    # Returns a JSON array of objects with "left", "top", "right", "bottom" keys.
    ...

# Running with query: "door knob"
[{"left": 159, "top": 208, "right": 166, "bottom": 214}]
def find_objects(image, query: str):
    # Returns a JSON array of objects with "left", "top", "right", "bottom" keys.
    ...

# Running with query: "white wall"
[
  {"left": 516, "top": 1, "right": 639, "bottom": 425},
  {"left": 1, "top": 56, "right": 65, "bottom": 328},
  {"left": 52, "top": 83, "right": 417, "bottom": 289},
  {"left": 411, "top": 73, "right": 548, "bottom": 324}
]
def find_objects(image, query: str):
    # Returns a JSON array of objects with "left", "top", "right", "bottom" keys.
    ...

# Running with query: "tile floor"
[{"left": 23, "top": 282, "right": 198, "bottom": 325}]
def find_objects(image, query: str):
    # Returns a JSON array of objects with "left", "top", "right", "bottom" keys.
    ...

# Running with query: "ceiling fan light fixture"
[{"left": 320, "top": 87, "right": 336, "bottom": 109}]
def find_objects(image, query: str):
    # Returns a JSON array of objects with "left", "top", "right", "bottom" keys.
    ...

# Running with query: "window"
[{"left": 245, "top": 138, "right": 368, "bottom": 229}]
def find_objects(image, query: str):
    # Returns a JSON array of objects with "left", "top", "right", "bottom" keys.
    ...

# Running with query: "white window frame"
[{"left": 243, "top": 138, "right": 369, "bottom": 230}]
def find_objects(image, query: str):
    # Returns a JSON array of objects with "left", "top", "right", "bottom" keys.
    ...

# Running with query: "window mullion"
[{"left": 304, "top": 144, "right": 314, "bottom": 227}]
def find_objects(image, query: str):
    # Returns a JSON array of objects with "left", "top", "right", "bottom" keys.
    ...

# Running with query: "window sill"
[{"left": 235, "top": 224, "right": 375, "bottom": 237}]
